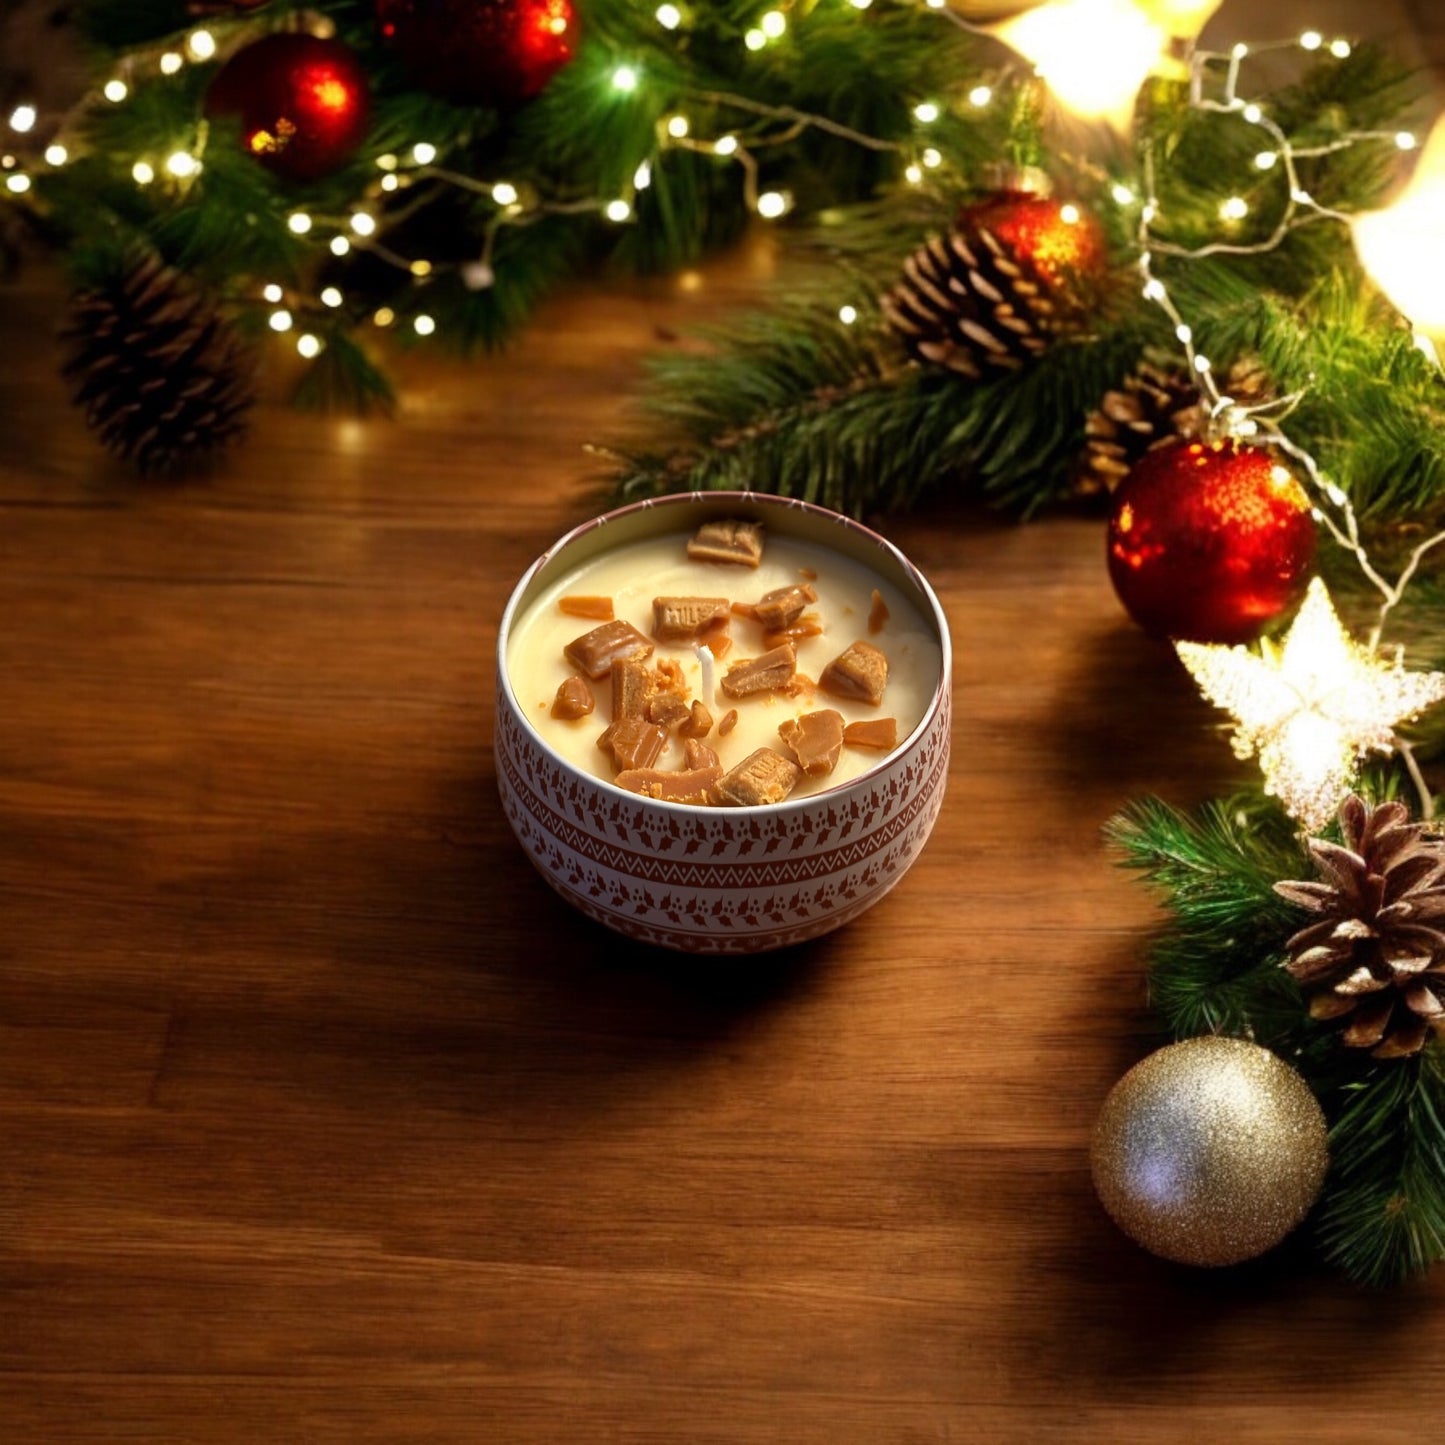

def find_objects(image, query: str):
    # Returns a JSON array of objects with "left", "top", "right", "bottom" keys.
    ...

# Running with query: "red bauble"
[
  {"left": 376, "top": 0, "right": 577, "bottom": 108},
  {"left": 1106, "top": 438, "right": 1317, "bottom": 643},
  {"left": 206, "top": 33, "right": 370, "bottom": 181},
  {"left": 957, "top": 189, "right": 1107, "bottom": 293}
]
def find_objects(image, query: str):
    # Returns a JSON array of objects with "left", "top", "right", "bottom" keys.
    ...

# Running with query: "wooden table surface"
[{"left": 2, "top": 236, "right": 1442, "bottom": 1444}]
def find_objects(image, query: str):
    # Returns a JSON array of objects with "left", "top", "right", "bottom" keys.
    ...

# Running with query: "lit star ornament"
[{"left": 1175, "top": 578, "right": 1445, "bottom": 831}]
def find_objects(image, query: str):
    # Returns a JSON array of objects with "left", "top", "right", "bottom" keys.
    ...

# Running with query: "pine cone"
[
  {"left": 1274, "top": 794, "right": 1445, "bottom": 1059},
  {"left": 60, "top": 251, "right": 256, "bottom": 475},
  {"left": 1077, "top": 355, "right": 1270, "bottom": 496},
  {"left": 883, "top": 190, "right": 1102, "bottom": 381}
]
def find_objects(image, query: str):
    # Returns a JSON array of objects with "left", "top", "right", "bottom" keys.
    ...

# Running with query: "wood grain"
[{"left": 2, "top": 221, "right": 1443, "bottom": 1443}]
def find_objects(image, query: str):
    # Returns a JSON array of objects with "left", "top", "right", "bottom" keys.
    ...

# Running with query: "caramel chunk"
[
  {"left": 697, "top": 617, "right": 733, "bottom": 659},
  {"left": 868, "top": 589, "right": 890, "bottom": 634},
  {"left": 684, "top": 737, "right": 720, "bottom": 770},
  {"left": 763, "top": 615, "right": 824, "bottom": 650},
  {"left": 559, "top": 595, "right": 614, "bottom": 621},
  {"left": 654, "top": 657, "right": 687, "bottom": 696},
  {"left": 600, "top": 716, "right": 668, "bottom": 772},
  {"left": 720, "top": 643, "right": 797, "bottom": 699},
  {"left": 679, "top": 700, "right": 713, "bottom": 738},
  {"left": 550, "top": 675, "right": 594, "bottom": 721},
  {"left": 647, "top": 694, "right": 691, "bottom": 730},
  {"left": 714, "top": 748, "right": 801, "bottom": 807},
  {"left": 615, "top": 765, "right": 722, "bottom": 803},
  {"left": 687, "top": 518, "right": 764, "bottom": 568},
  {"left": 565, "top": 620, "right": 653, "bottom": 680},
  {"left": 718, "top": 709, "right": 739, "bottom": 736},
  {"left": 844, "top": 717, "right": 899, "bottom": 750},
  {"left": 610, "top": 658, "right": 652, "bottom": 721},
  {"left": 652, "top": 595, "right": 731, "bottom": 642},
  {"left": 778, "top": 709, "right": 845, "bottom": 777},
  {"left": 752, "top": 583, "right": 817, "bottom": 631},
  {"left": 819, "top": 639, "right": 888, "bottom": 706}
]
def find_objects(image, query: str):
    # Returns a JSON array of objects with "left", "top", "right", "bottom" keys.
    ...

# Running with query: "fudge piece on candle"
[
  {"left": 679, "top": 700, "right": 713, "bottom": 738},
  {"left": 718, "top": 709, "right": 739, "bottom": 736},
  {"left": 612, "top": 658, "right": 651, "bottom": 720},
  {"left": 714, "top": 748, "right": 801, "bottom": 807},
  {"left": 687, "top": 519, "right": 764, "bottom": 567},
  {"left": 820, "top": 639, "right": 888, "bottom": 706},
  {"left": 778, "top": 709, "right": 844, "bottom": 777},
  {"left": 748, "top": 583, "right": 817, "bottom": 631},
  {"left": 559, "top": 595, "right": 614, "bottom": 620},
  {"left": 844, "top": 717, "right": 899, "bottom": 750},
  {"left": 615, "top": 765, "right": 722, "bottom": 803},
  {"left": 647, "top": 694, "right": 691, "bottom": 730},
  {"left": 652, "top": 596, "right": 731, "bottom": 642},
  {"left": 565, "top": 620, "right": 653, "bottom": 680},
  {"left": 685, "top": 737, "right": 720, "bottom": 770},
  {"left": 601, "top": 717, "right": 668, "bottom": 772},
  {"left": 721, "top": 643, "right": 797, "bottom": 699},
  {"left": 551, "top": 675, "right": 594, "bottom": 720}
]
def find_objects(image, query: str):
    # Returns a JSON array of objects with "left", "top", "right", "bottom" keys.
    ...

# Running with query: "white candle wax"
[{"left": 506, "top": 527, "right": 942, "bottom": 799}]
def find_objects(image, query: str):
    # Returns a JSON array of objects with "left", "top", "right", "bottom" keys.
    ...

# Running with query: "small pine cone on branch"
[
  {"left": 1076, "top": 355, "right": 1270, "bottom": 496},
  {"left": 1274, "top": 794, "right": 1445, "bottom": 1059},
  {"left": 883, "top": 189, "right": 1105, "bottom": 381},
  {"left": 60, "top": 251, "right": 256, "bottom": 475}
]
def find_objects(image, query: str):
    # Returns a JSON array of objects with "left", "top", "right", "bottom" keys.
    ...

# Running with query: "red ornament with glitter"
[
  {"left": 206, "top": 33, "right": 370, "bottom": 181},
  {"left": 1106, "top": 437, "right": 1318, "bottom": 643},
  {"left": 376, "top": 0, "right": 578, "bottom": 108}
]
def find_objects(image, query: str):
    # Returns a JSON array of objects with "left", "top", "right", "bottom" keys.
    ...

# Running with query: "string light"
[
  {"left": 410, "top": 259, "right": 432, "bottom": 277},
  {"left": 412, "top": 143, "right": 437, "bottom": 165},
  {"left": 381, "top": 174, "right": 400, "bottom": 192},
  {"left": 605, "top": 198, "right": 632, "bottom": 222},
  {"left": 611, "top": 66, "right": 639, "bottom": 92},
  {"left": 634, "top": 160, "right": 652, "bottom": 190},
  {"left": 760, "top": 11, "right": 787, "bottom": 39},
  {"left": 1396, "top": 132, "right": 1418, "bottom": 151},
  {"left": 330, "top": 237, "right": 350, "bottom": 257},
  {"left": 350, "top": 212, "right": 377, "bottom": 236},
  {"left": 160, "top": 52, "right": 183, "bottom": 75},
  {"left": 269, "top": 310, "right": 293, "bottom": 332},
  {"left": 377, "top": 154, "right": 399, "bottom": 171},
  {"left": 166, "top": 152, "right": 199, "bottom": 178},
  {"left": 1300, "top": 29, "right": 1322, "bottom": 49},
  {"left": 913, "top": 102, "right": 940, "bottom": 124},
  {"left": 968, "top": 85, "right": 992, "bottom": 108},
  {"left": 1112, "top": 183, "right": 1135, "bottom": 205},
  {"left": 131, "top": 160, "right": 154, "bottom": 184},
  {"left": 492, "top": 181, "right": 519, "bottom": 206},
  {"left": 5, "top": 173, "right": 30, "bottom": 194},
  {"left": 9, "top": 106, "right": 36, "bottom": 133},
  {"left": 1329, "top": 39, "right": 1351, "bottom": 59},
  {"left": 714, "top": 134, "right": 739, "bottom": 157},
  {"left": 263, "top": 284, "right": 284, "bottom": 303},
  {"left": 1219, "top": 195, "right": 1248, "bottom": 220},
  {"left": 187, "top": 30, "right": 216, "bottom": 61},
  {"left": 745, "top": 28, "right": 766, "bottom": 51},
  {"left": 413, "top": 314, "right": 436, "bottom": 336},
  {"left": 756, "top": 189, "right": 790, "bottom": 219},
  {"left": 373, "top": 307, "right": 395, "bottom": 327},
  {"left": 44, "top": 145, "right": 67, "bottom": 166},
  {"left": 656, "top": 3, "right": 682, "bottom": 27},
  {"left": 904, "top": 163, "right": 923, "bottom": 184},
  {"left": 838, "top": 304, "right": 858, "bottom": 324},
  {"left": 921, "top": 147, "right": 942, "bottom": 168},
  {"left": 103, "top": 81, "right": 128, "bottom": 103},
  {"left": 321, "top": 287, "right": 344, "bottom": 308},
  {"left": 297, "top": 334, "right": 323, "bottom": 359},
  {"left": 666, "top": 115, "right": 690, "bottom": 139}
]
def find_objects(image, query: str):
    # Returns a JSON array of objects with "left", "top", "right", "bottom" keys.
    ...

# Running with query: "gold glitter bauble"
[{"left": 1091, "top": 1037, "right": 1329, "bottom": 1267}]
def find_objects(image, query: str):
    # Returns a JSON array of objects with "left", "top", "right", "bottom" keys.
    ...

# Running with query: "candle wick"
[{"left": 694, "top": 643, "right": 717, "bottom": 707}]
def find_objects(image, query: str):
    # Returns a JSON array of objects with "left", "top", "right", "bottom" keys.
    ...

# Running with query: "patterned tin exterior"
[{"left": 494, "top": 493, "right": 952, "bottom": 954}]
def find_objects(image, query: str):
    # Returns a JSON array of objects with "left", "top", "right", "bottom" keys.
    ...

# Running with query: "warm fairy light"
[
  {"left": 410, "top": 259, "right": 432, "bottom": 277},
  {"left": 666, "top": 115, "right": 690, "bottom": 138},
  {"left": 611, "top": 66, "right": 639, "bottom": 92},
  {"left": 1193, "top": 354, "right": 1212, "bottom": 372},
  {"left": 132, "top": 160, "right": 154, "bottom": 184},
  {"left": 44, "top": 144, "right": 67, "bottom": 166},
  {"left": 166, "top": 152, "right": 199, "bottom": 178},
  {"left": 761, "top": 11, "right": 787, "bottom": 39},
  {"left": 1300, "top": 30, "right": 1322, "bottom": 50},
  {"left": 904, "top": 163, "right": 923, "bottom": 184},
  {"left": 263, "top": 283, "right": 284, "bottom": 303},
  {"left": 414, "top": 314, "right": 436, "bottom": 336},
  {"left": 1330, "top": 39, "right": 1351, "bottom": 59},
  {"left": 187, "top": 30, "right": 216, "bottom": 61},
  {"left": 1175, "top": 323, "right": 1192, "bottom": 343},
  {"left": 1220, "top": 195, "right": 1249, "bottom": 220},
  {"left": 296, "top": 334, "right": 322, "bottom": 359},
  {"left": 656, "top": 3, "right": 682, "bottom": 27},
  {"left": 992, "top": 0, "right": 1165, "bottom": 129},
  {"left": 287, "top": 210, "right": 312, "bottom": 233},
  {"left": 1352, "top": 115, "right": 1445, "bottom": 335},
  {"left": 412, "top": 142, "right": 437, "bottom": 165},
  {"left": 160, "top": 52, "right": 183, "bottom": 76},
  {"left": 1143, "top": 278, "right": 1166, "bottom": 300},
  {"left": 1177, "top": 578, "right": 1445, "bottom": 831},
  {"left": 968, "top": 85, "right": 992, "bottom": 108},
  {"left": 1060, "top": 202, "right": 1081, "bottom": 224},
  {"left": 1232, "top": 42, "right": 1248, "bottom": 59},
  {"left": 380, "top": 174, "right": 400, "bottom": 192},
  {"left": 849, "top": 0, "right": 873, "bottom": 8},
  {"left": 350, "top": 212, "right": 377, "bottom": 236},
  {"left": 838, "top": 304, "right": 858, "bottom": 324},
  {"left": 745, "top": 28, "right": 766, "bottom": 51},
  {"left": 330, "top": 236, "right": 350, "bottom": 256},
  {"left": 321, "top": 287, "right": 343, "bottom": 308},
  {"left": 9, "top": 106, "right": 36, "bottom": 134},
  {"left": 492, "top": 181, "right": 519, "bottom": 206},
  {"left": 104, "top": 80, "right": 129, "bottom": 103},
  {"left": 914, "top": 102, "right": 940, "bottom": 124},
  {"left": 5, "top": 173, "right": 30, "bottom": 193},
  {"left": 605, "top": 198, "right": 632, "bottom": 221},
  {"left": 1397, "top": 132, "right": 1418, "bottom": 151},
  {"left": 373, "top": 307, "right": 395, "bottom": 327},
  {"left": 1242, "top": 103, "right": 1262, "bottom": 124},
  {"left": 1112, "top": 183, "right": 1135, "bottom": 205},
  {"left": 757, "top": 189, "right": 790, "bottom": 218},
  {"left": 714, "top": 134, "right": 739, "bottom": 156},
  {"left": 1255, "top": 150, "right": 1278, "bottom": 170},
  {"left": 269, "top": 309, "right": 293, "bottom": 332},
  {"left": 922, "top": 147, "right": 942, "bottom": 168},
  {"left": 634, "top": 160, "right": 652, "bottom": 189},
  {"left": 377, "top": 153, "right": 399, "bottom": 171}
]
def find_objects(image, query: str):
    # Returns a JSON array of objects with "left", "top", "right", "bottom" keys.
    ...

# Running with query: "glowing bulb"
[
  {"left": 350, "top": 212, "right": 377, "bottom": 236},
  {"left": 297, "top": 334, "right": 322, "bottom": 359},
  {"left": 634, "top": 160, "right": 652, "bottom": 190},
  {"left": 377, "top": 154, "right": 399, "bottom": 171},
  {"left": 1175, "top": 323, "right": 1193, "bottom": 343},
  {"left": 1300, "top": 30, "right": 1322, "bottom": 50},
  {"left": 922, "top": 147, "right": 942, "bottom": 169},
  {"left": 1194, "top": 354, "right": 1211, "bottom": 373},
  {"left": 132, "top": 160, "right": 154, "bottom": 184},
  {"left": 5, "top": 173, "right": 30, "bottom": 193},
  {"left": 1060, "top": 203, "right": 1081, "bottom": 224},
  {"left": 160, "top": 52, "right": 183, "bottom": 76},
  {"left": 373, "top": 307, "right": 395, "bottom": 327},
  {"left": 166, "top": 151, "right": 199, "bottom": 178},
  {"left": 606, "top": 199, "right": 632, "bottom": 222},
  {"left": 1219, "top": 195, "right": 1248, "bottom": 221},
  {"left": 1143, "top": 278, "right": 1167, "bottom": 301},
  {"left": 492, "top": 181, "right": 518, "bottom": 206},
  {"left": 1255, "top": 150, "right": 1278, "bottom": 170},
  {"left": 611, "top": 66, "right": 639, "bottom": 92},
  {"left": 1242, "top": 103, "right": 1262, "bottom": 124},
  {"left": 269, "top": 310, "right": 293, "bottom": 333},
  {"left": 330, "top": 236, "right": 350, "bottom": 256},
  {"left": 849, "top": 0, "right": 873, "bottom": 8},
  {"left": 104, "top": 80, "right": 128, "bottom": 103},
  {"left": 263, "top": 284, "right": 284, "bottom": 303},
  {"left": 44, "top": 144, "right": 67, "bottom": 166},
  {"left": 187, "top": 29, "right": 216, "bottom": 61},
  {"left": 968, "top": 85, "right": 992, "bottom": 108},
  {"left": 904, "top": 163, "right": 923, "bottom": 184},
  {"left": 321, "top": 287, "right": 344, "bottom": 308},
  {"left": 9, "top": 106, "right": 36, "bottom": 133},
  {"left": 1231, "top": 42, "right": 1248, "bottom": 59},
  {"left": 991, "top": 0, "right": 1165, "bottom": 129},
  {"left": 913, "top": 102, "right": 940, "bottom": 124},
  {"left": 757, "top": 190, "right": 790, "bottom": 219},
  {"left": 1353, "top": 114, "right": 1445, "bottom": 335},
  {"left": 838, "top": 305, "right": 858, "bottom": 324},
  {"left": 714, "top": 134, "right": 738, "bottom": 157},
  {"left": 412, "top": 142, "right": 437, "bottom": 165},
  {"left": 380, "top": 174, "right": 400, "bottom": 192},
  {"left": 761, "top": 11, "right": 786, "bottom": 38},
  {"left": 745, "top": 28, "right": 766, "bottom": 50},
  {"left": 666, "top": 115, "right": 690, "bottom": 138},
  {"left": 414, "top": 315, "right": 436, "bottom": 336},
  {"left": 286, "top": 211, "right": 312, "bottom": 233},
  {"left": 1329, "top": 38, "right": 1351, "bottom": 59},
  {"left": 1397, "top": 132, "right": 1418, "bottom": 151},
  {"left": 1111, "top": 183, "right": 1135, "bottom": 205},
  {"left": 410, "top": 259, "right": 432, "bottom": 277},
  {"left": 656, "top": 3, "right": 682, "bottom": 26}
]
